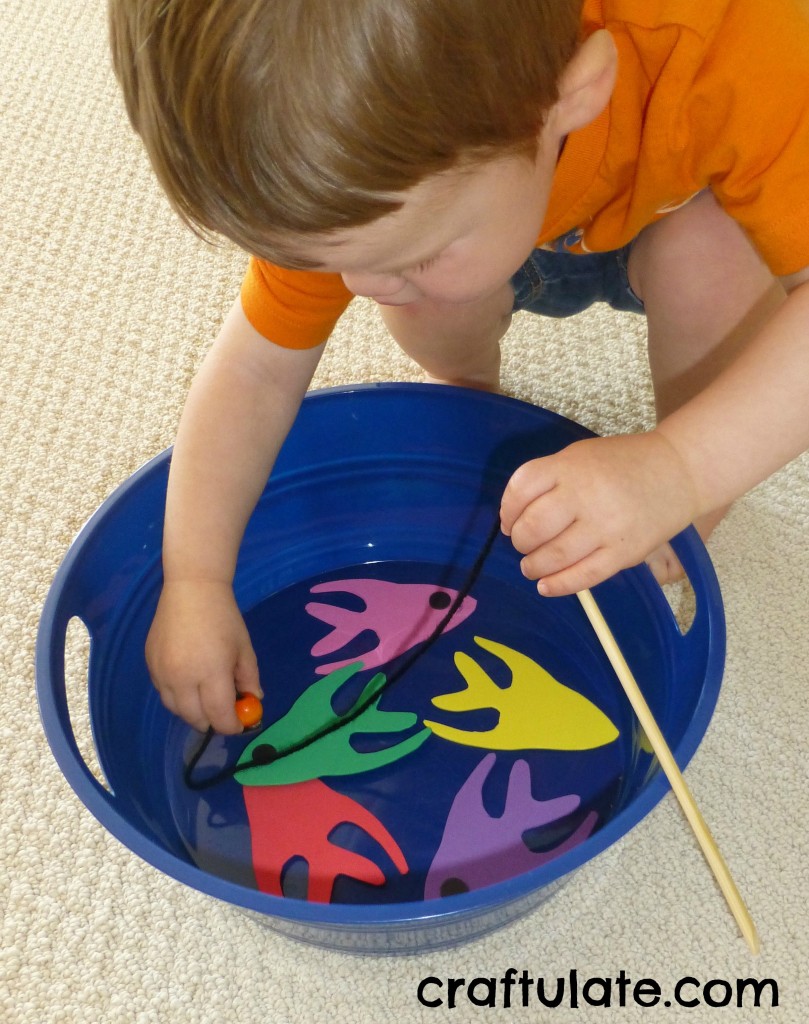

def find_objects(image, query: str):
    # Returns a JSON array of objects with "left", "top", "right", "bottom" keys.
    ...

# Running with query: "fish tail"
[{"left": 305, "top": 601, "right": 360, "bottom": 656}]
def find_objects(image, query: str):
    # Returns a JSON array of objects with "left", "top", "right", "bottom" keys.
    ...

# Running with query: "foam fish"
[
  {"left": 425, "top": 636, "right": 619, "bottom": 751},
  {"left": 306, "top": 577, "right": 477, "bottom": 674},
  {"left": 425, "top": 753, "right": 597, "bottom": 898},
  {"left": 234, "top": 662, "right": 430, "bottom": 787},
  {"left": 243, "top": 778, "right": 408, "bottom": 902}
]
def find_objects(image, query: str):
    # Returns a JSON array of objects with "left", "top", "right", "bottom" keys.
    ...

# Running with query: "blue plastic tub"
[{"left": 37, "top": 384, "right": 725, "bottom": 954}]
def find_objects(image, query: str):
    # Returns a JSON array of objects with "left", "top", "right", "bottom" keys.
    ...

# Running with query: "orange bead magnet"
[{"left": 235, "top": 693, "right": 263, "bottom": 729}]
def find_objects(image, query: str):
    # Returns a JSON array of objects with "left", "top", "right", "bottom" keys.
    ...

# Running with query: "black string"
[{"left": 183, "top": 513, "right": 503, "bottom": 790}]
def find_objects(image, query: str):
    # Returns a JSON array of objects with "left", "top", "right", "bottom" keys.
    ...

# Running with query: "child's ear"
[{"left": 552, "top": 29, "right": 617, "bottom": 135}]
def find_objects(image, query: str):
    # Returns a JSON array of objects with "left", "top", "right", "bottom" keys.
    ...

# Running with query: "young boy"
[{"left": 110, "top": 0, "right": 809, "bottom": 735}]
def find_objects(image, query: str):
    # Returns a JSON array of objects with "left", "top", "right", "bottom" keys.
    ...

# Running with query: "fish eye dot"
[
  {"left": 251, "top": 744, "right": 277, "bottom": 764},
  {"left": 440, "top": 877, "right": 469, "bottom": 896},
  {"left": 429, "top": 591, "right": 452, "bottom": 609}
]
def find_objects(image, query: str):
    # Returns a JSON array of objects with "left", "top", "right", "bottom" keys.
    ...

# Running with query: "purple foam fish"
[
  {"left": 306, "top": 578, "right": 477, "bottom": 674},
  {"left": 424, "top": 753, "right": 598, "bottom": 899}
]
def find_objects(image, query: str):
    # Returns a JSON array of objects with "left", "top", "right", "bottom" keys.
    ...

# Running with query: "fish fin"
[
  {"left": 309, "top": 579, "right": 378, "bottom": 601},
  {"left": 306, "top": 601, "right": 364, "bottom": 656},
  {"left": 422, "top": 720, "right": 498, "bottom": 749},
  {"left": 343, "top": 727, "right": 432, "bottom": 771},
  {"left": 430, "top": 650, "right": 501, "bottom": 712}
]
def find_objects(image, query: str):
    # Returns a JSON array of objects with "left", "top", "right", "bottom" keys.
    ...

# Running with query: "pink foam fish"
[{"left": 306, "top": 578, "right": 477, "bottom": 674}]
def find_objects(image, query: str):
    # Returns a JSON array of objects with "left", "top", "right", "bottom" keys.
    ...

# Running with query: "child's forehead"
[
  {"left": 324, "top": 165, "right": 475, "bottom": 235},
  {"left": 296, "top": 219, "right": 452, "bottom": 276},
  {"left": 278, "top": 156, "right": 526, "bottom": 271},
  {"left": 277, "top": 169, "right": 475, "bottom": 270}
]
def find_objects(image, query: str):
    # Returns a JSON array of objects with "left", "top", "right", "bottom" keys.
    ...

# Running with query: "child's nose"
[{"left": 341, "top": 270, "right": 406, "bottom": 299}]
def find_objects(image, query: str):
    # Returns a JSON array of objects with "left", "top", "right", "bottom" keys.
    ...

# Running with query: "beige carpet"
[{"left": 3, "top": 2, "right": 808, "bottom": 1021}]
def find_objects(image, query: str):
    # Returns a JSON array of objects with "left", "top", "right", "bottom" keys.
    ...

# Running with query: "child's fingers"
[
  {"left": 518, "top": 520, "right": 599, "bottom": 583},
  {"left": 200, "top": 681, "right": 244, "bottom": 735},
  {"left": 535, "top": 546, "right": 620, "bottom": 598},
  {"left": 507, "top": 494, "right": 576, "bottom": 558},
  {"left": 235, "top": 645, "right": 263, "bottom": 700},
  {"left": 162, "top": 683, "right": 211, "bottom": 735},
  {"left": 499, "top": 457, "right": 557, "bottom": 535},
  {"left": 158, "top": 686, "right": 180, "bottom": 720}
]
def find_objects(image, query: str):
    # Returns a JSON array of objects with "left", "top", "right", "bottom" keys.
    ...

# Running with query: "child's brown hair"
[{"left": 109, "top": 0, "right": 582, "bottom": 264}]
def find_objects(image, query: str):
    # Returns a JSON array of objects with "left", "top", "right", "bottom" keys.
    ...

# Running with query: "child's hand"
[
  {"left": 145, "top": 579, "right": 262, "bottom": 734},
  {"left": 500, "top": 431, "right": 700, "bottom": 596}
]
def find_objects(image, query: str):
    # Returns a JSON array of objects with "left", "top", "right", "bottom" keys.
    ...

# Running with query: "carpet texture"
[{"left": 2, "top": 2, "right": 807, "bottom": 1021}]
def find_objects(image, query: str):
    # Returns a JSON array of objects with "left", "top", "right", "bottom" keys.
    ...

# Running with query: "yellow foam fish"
[{"left": 425, "top": 636, "right": 619, "bottom": 751}]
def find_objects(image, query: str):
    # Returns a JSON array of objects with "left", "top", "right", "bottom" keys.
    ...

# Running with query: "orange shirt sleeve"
[{"left": 240, "top": 258, "right": 353, "bottom": 348}]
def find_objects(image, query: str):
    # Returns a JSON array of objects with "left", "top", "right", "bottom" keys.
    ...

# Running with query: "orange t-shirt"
[{"left": 241, "top": 0, "right": 809, "bottom": 348}]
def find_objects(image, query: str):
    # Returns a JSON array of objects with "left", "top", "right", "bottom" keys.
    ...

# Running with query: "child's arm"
[
  {"left": 146, "top": 298, "right": 324, "bottom": 734},
  {"left": 500, "top": 273, "right": 809, "bottom": 596}
]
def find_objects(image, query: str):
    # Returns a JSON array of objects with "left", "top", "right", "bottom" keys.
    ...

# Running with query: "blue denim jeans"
[{"left": 510, "top": 243, "right": 645, "bottom": 317}]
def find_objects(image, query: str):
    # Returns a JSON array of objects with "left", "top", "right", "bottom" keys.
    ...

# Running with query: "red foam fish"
[{"left": 243, "top": 778, "right": 408, "bottom": 902}]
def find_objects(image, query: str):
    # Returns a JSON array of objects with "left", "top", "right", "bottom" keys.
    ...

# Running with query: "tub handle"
[
  {"left": 35, "top": 592, "right": 121, "bottom": 819},
  {"left": 667, "top": 528, "right": 725, "bottom": 663}
]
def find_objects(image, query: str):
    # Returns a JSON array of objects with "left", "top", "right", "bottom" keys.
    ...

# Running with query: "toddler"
[{"left": 109, "top": 0, "right": 809, "bottom": 733}]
